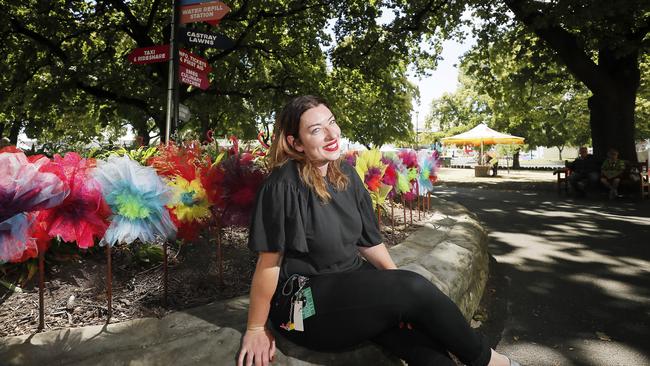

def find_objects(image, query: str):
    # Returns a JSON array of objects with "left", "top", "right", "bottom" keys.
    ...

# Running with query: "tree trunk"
[
  {"left": 9, "top": 121, "right": 21, "bottom": 145},
  {"left": 503, "top": 0, "right": 641, "bottom": 164},
  {"left": 512, "top": 149, "right": 521, "bottom": 169},
  {"left": 587, "top": 49, "right": 639, "bottom": 163},
  {"left": 557, "top": 145, "right": 564, "bottom": 160},
  {"left": 133, "top": 119, "right": 151, "bottom": 146}
]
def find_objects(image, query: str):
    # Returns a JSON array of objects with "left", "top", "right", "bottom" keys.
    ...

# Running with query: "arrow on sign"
[
  {"left": 181, "top": 29, "right": 234, "bottom": 49},
  {"left": 179, "top": 49, "right": 212, "bottom": 73},
  {"left": 180, "top": 1, "right": 230, "bottom": 25},
  {"left": 179, "top": 65, "right": 210, "bottom": 90},
  {"left": 128, "top": 44, "right": 169, "bottom": 64}
]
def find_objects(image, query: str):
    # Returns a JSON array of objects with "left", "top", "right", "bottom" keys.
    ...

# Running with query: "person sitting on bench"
[
  {"left": 567, "top": 146, "right": 599, "bottom": 197},
  {"left": 600, "top": 148, "right": 626, "bottom": 199}
]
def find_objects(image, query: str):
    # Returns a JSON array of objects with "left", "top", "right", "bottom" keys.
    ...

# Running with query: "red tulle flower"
[
  {"left": 365, "top": 167, "right": 383, "bottom": 192},
  {"left": 208, "top": 142, "right": 267, "bottom": 227},
  {"left": 398, "top": 150, "right": 418, "bottom": 169},
  {"left": 148, "top": 141, "right": 205, "bottom": 181},
  {"left": 38, "top": 153, "right": 110, "bottom": 249}
]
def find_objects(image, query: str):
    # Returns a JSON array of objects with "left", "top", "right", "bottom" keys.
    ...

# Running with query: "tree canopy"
[
  {"left": 0, "top": 0, "right": 460, "bottom": 149},
  {"left": 1, "top": 0, "right": 648, "bottom": 156}
]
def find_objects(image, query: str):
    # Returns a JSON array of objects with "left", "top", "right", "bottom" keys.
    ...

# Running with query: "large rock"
[{"left": 0, "top": 196, "right": 489, "bottom": 366}]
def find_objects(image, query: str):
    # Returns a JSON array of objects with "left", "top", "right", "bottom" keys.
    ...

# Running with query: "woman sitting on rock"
[{"left": 237, "top": 95, "right": 520, "bottom": 366}]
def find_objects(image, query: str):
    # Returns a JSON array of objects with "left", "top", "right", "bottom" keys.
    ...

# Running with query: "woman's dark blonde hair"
[{"left": 268, "top": 95, "right": 349, "bottom": 202}]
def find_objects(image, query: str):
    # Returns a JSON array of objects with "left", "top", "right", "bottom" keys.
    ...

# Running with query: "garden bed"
[{"left": 0, "top": 202, "right": 431, "bottom": 338}]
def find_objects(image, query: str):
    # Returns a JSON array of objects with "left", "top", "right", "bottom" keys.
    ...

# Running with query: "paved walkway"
[{"left": 436, "top": 168, "right": 650, "bottom": 366}]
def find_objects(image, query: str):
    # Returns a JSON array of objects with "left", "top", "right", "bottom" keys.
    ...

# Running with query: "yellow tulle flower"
[{"left": 167, "top": 176, "right": 211, "bottom": 223}]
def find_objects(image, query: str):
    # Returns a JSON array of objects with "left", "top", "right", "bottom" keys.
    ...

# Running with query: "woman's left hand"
[{"left": 237, "top": 328, "right": 276, "bottom": 366}]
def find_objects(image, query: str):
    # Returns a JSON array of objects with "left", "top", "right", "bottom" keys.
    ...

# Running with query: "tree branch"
[
  {"left": 503, "top": 0, "right": 613, "bottom": 95},
  {"left": 106, "top": 0, "right": 154, "bottom": 47}
]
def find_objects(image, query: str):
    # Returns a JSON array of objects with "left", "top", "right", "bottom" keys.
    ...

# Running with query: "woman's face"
[{"left": 290, "top": 104, "right": 341, "bottom": 165}]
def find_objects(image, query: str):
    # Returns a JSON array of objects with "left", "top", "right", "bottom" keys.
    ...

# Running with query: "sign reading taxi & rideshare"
[
  {"left": 128, "top": 45, "right": 170, "bottom": 64},
  {"left": 180, "top": 1, "right": 230, "bottom": 24}
]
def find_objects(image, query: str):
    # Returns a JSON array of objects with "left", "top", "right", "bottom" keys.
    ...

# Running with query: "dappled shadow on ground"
[{"left": 435, "top": 185, "right": 650, "bottom": 365}]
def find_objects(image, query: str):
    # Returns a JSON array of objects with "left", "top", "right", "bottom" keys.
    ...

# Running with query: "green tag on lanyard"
[{"left": 301, "top": 287, "right": 316, "bottom": 319}]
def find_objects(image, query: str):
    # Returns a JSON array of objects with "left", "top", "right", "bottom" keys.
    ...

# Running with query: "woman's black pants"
[{"left": 269, "top": 263, "right": 491, "bottom": 366}]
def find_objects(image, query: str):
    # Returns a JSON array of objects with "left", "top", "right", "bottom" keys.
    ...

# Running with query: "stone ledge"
[{"left": 0, "top": 196, "right": 489, "bottom": 366}]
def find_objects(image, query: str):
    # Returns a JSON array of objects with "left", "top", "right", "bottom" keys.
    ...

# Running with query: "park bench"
[
  {"left": 553, "top": 167, "right": 570, "bottom": 194},
  {"left": 554, "top": 160, "right": 649, "bottom": 199}
]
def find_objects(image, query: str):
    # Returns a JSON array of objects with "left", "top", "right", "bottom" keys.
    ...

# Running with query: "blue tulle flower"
[{"left": 93, "top": 155, "right": 176, "bottom": 247}]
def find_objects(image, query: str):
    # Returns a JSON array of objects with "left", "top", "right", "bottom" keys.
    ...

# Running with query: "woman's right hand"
[{"left": 237, "top": 328, "right": 276, "bottom": 366}]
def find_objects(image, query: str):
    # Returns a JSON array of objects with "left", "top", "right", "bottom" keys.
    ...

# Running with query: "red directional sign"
[
  {"left": 128, "top": 45, "right": 169, "bottom": 64},
  {"left": 180, "top": 1, "right": 230, "bottom": 25},
  {"left": 179, "top": 49, "right": 212, "bottom": 73},
  {"left": 179, "top": 65, "right": 210, "bottom": 90}
]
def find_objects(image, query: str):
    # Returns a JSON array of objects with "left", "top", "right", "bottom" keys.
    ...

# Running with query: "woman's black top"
[{"left": 248, "top": 159, "right": 383, "bottom": 281}]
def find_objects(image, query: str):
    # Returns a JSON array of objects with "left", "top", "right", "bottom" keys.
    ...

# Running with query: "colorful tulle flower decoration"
[
  {"left": 147, "top": 141, "right": 206, "bottom": 179},
  {"left": 9, "top": 218, "right": 49, "bottom": 263},
  {"left": 93, "top": 155, "right": 176, "bottom": 246},
  {"left": 148, "top": 142, "right": 212, "bottom": 241},
  {"left": 397, "top": 149, "right": 419, "bottom": 201},
  {"left": 206, "top": 146, "right": 266, "bottom": 228},
  {"left": 344, "top": 150, "right": 359, "bottom": 167},
  {"left": 167, "top": 176, "right": 211, "bottom": 241},
  {"left": 381, "top": 152, "right": 401, "bottom": 198},
  {"left": 36, "top": 153, "right": 111, "bottom": 249},
  {"left": 0, "top": 152, "right": 68, "bottom": 262},
  {"left": 417, "top": 150, "right": 440, "bottom": 195},
  {"left": 355, "top": 150, "right": 392, "bottom": 206}
]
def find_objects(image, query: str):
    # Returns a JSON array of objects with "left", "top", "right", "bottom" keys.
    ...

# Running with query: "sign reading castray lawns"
[
  {"left": 180, "top": 1, "right": 230, "bottom": 24},
  {"left": 181, "top": 29, "right": 234, "bottom": 49}
]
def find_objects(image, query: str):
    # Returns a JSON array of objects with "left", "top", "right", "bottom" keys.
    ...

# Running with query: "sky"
[{"left": 409, "top": 36, "right": 476, "bottom": 132}]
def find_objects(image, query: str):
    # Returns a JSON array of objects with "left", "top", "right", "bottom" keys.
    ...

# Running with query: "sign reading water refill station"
[{"left": 180, "top": 1, "right": 230, "bottom": 24}]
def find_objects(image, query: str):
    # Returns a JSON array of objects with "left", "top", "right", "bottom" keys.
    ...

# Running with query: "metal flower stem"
[
  {"left": 216, "top": 220, "right": 224, "bottom": 286},
  {"left": 106, "top": 245, "right": 112, "bottom": 322},
  {"left": 376, "top": 203, "right": 381, "bottom": 228},
  {"left": 38, "top": 250, "right": 45, "bottom": 331},
  {"left": 402, "top": 196, "right": 406, "bottom": 225},
  {"left": 390, "top": 199, "right": 395, "bottom": 242},
  {"left": 416, "top": 181, "right": 420, "bottom": 220},
  {"left": 163, "top": 240, "right": 168, "bottom": 306}
]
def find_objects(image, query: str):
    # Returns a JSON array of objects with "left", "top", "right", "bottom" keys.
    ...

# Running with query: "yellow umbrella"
[{"left": 441, "top": 123, "right": 524, "bottom": 164}]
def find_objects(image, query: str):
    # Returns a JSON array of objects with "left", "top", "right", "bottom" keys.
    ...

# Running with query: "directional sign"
[
  {"left": 180, "top": 1, "right": 230, "bottom": 25},
  {"left": 181, "top": 29, "right": 234, "bottom": 49},
  {"left": 179, "top": 49, "right": 212, "bottom": 73},
  {"left": 179, "top": 65, "right": 210, "bottom": 90},
  {"left": 128, "top": 45, "right": 169, "bottom": 64},
  {"left": 180, "top": 0, "right": 214, "bottom": 4},
  {"left": 178, "top": 104, "right": 192, "bottom": 122}
]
